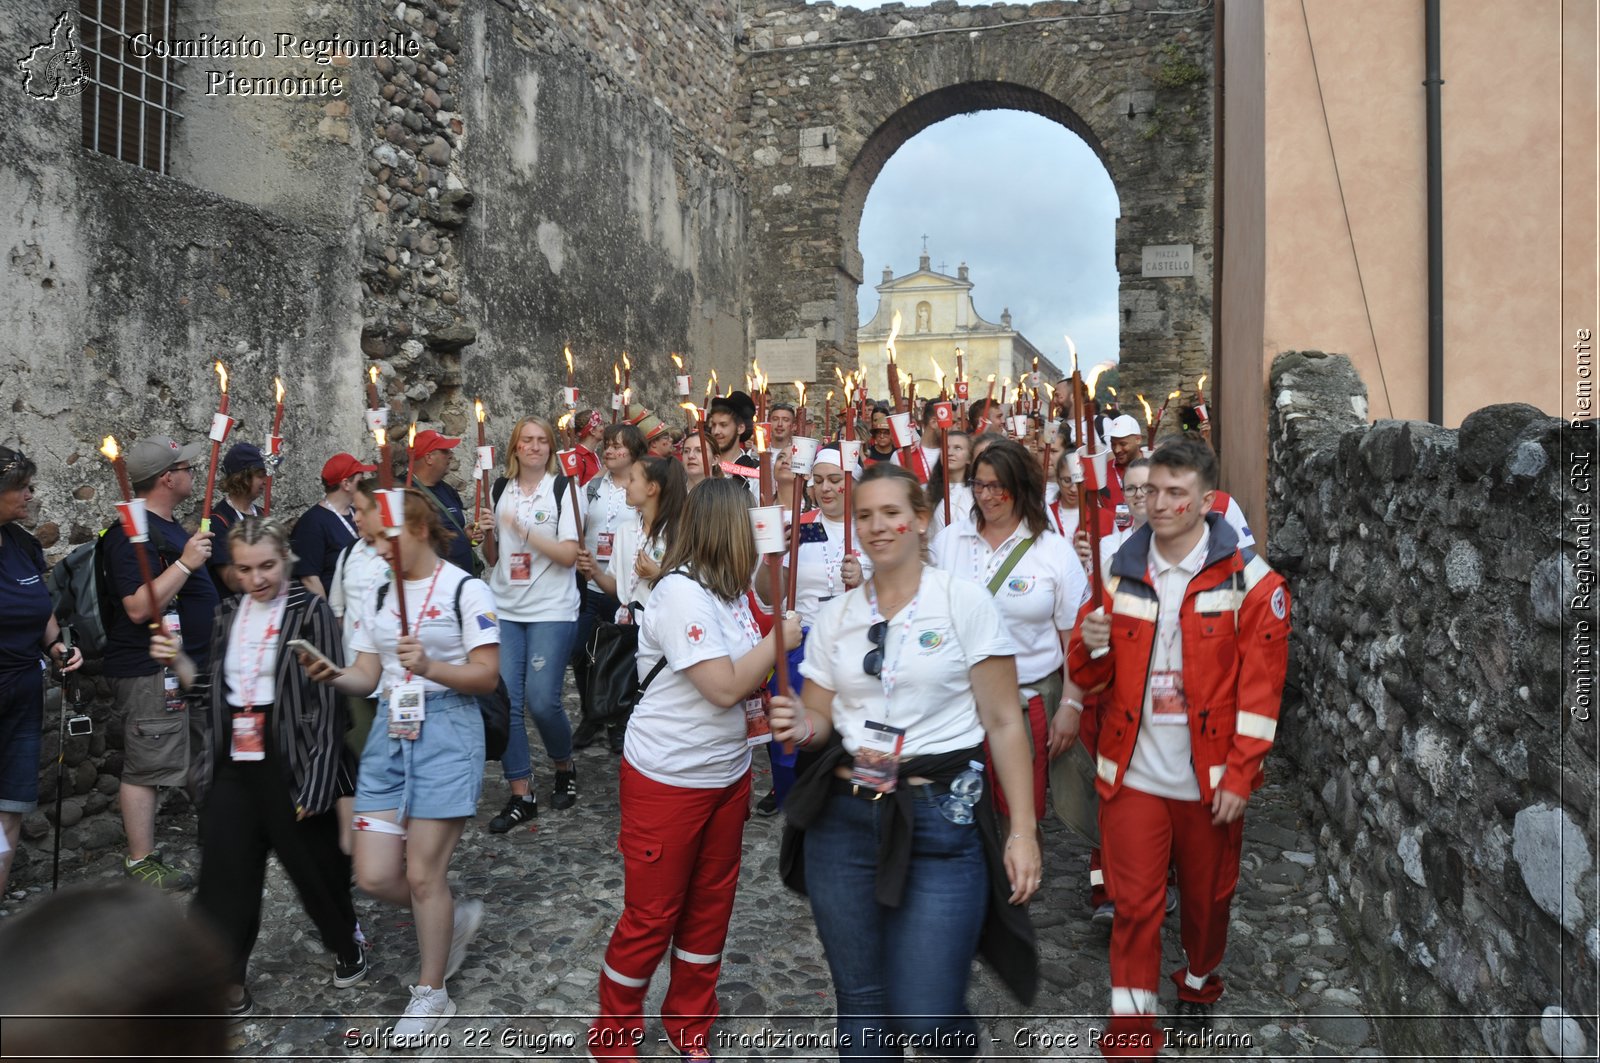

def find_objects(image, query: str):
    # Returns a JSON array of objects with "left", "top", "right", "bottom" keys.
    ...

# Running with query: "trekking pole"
[{"left": 51, "top": 626, "right": 73, "bottom": 891}]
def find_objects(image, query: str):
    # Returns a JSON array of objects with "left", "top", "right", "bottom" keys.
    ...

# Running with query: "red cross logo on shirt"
[
  {"left": 685, "top": 623, "right": 705, "bottom": 644},
  {"left": 422, "top": 606, "right": 444, "bottom": 620},
  {"left": 264, "top": 622, "right": 280, "bottom": 639}
]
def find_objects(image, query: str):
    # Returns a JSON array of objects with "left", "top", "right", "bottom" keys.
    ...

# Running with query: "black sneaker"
[
  {"left": 550, "top": 768, "right": 578, "bottom": 811},
  {"left": 226, "top": 986, "right": 254, "bottom": 1020},
  {"left": 1169, "top": 1000, "right": 1214, "bottom": 1047},
  {"left": 755, "top": 791, "right": 779, "bottom": 817},
  {"left": 488, "top": 795, "right": 537, "bottom": 833},
  {"left": 334, "top": 945, "right": 368, "bottom": 988},
  {"left": 572, "top": 719, "right": 602, "bottom": 750}
]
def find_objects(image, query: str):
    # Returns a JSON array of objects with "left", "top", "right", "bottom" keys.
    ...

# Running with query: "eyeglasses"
[
  {"left": 863, "top": 620, "right": 887, "bottom": 677},
  {"left": 1124, "top": 485, "right": 1152, "bottom": 498},
  {"left": 169, "top": 464, "right": 195, "bottom": 474},
  {"left": 971, "top": 480, "right": 1008, "bottom": 497},
  {"left": 870, "top": 427, "right": 891, "bottom": 436}
]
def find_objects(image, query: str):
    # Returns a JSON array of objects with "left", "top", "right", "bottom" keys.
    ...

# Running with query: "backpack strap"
[
  {"left": 638, "top": 656, "right": 668, "bottom": 695},
  {"left": 985, "top": 536, "right": 1036, "bottom": 596},
  {"left": 491, "top": 476, "right": 508, "bottom": 511}
]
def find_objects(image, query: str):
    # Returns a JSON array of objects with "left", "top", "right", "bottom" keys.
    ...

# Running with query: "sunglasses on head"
[{"left": 863, "top": 620, "right": 887, "bottom": 677}]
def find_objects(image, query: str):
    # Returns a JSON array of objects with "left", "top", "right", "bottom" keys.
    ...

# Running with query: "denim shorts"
[
  {"left": 355, "top": 689, "right": 484, "bottom": 820},
  {"left": 0, "top": 666, "right": 43, "bottom": 813}
]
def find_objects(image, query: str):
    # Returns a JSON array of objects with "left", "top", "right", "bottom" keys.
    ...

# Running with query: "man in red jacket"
[{"left": 1069, "top": 437, "right": 1291, "bottom": 1059}]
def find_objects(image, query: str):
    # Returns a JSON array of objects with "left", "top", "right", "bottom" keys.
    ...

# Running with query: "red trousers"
[
  {"left": 1097, "top": 785, "right": 1243, "bottom": 1060},
  {"left": 592, "top": 759, "right": 750, "bottom": 1060},
  {"left": 987, "top": 693, "right": 1047, "bottom": 820}
]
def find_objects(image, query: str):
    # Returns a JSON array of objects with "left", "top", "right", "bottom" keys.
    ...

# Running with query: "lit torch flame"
[
  {"left": 556, "top": 411, "right": 574, "bottom": 431},
  {"left": 475, "top": 398, "right": 485, "bottom": 423},
  {"left": 754, "top": 424, "right": 767, "bottom": 452},
  {"left": 369, "top": 365, "right": 379, "bottom": 386},
  {"left": 374, "top": 427, "right": 387, "bottom": 447},
  {"left": 1169, "top": 389, "right": 1182, "bottom": 402},
  {"left": 274, "top": 377, "right": 284, "bottom": 403},
  {"left": 671, "top": 352, "right": 683, "bottom": 372},
  {"left": 1137, "top": 394, "right": 1154, "bottom": 424},
  {"left": 622, "top": 351, "right": 630, "bottom": 371},
  {"left": 931, "top": 359, "right": 945, "bottom": 391},
  {"left": 1107, "top": 386, "right": 1117, "bottom": 399},
  {"left": 887, "top": 309, "right": 902, "bottom": 360},
  {"left": 564, "top": 347, "right": 574, "bottom": 374},
  {"left": 796, "top": 381, "right": 807, "bottom": 408},
  {"left": 1086, "top": 361, "right": 1115, "bottom": 399},
  {"left": 678, "top": 402, "right": 697, "bottom": 421},
  {"left": 613, "top": 364, "right": 621, "bottom": 388},
  {"left": 100, "top": 435, "right": 120, "bottom": 461},
  {"left": 1197, "top": 374, "right": 1208, "bottom": 393},
  {"left": 407, "top": 422, "right": 417, "bottom": 450},
  {"left": 1065, "top": 336, "right": 1078, "bottom": 375},
  {"left": 215, "top": 361, "right": 228, "bottom": 393}
]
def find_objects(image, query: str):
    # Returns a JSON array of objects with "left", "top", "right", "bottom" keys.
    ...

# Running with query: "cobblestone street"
[{"left": 5, "top": 686, "right": 1384, "bottom": 1061}]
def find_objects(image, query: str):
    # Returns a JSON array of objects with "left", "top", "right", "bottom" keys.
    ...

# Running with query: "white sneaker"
[
  {"left": 391, "top": 984, "right": 456, "bottom": 1047},
  {"left": 444, "top": 898, "right": 485, "bottom": 981}
]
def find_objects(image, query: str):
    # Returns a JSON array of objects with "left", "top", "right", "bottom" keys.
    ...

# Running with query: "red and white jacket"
[{"left": 1067, "top": 514, "right": 1290, "bottom": 803}]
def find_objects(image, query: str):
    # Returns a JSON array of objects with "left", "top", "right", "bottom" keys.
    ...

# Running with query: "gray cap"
[{"left": 125, "top": 436, "right": 208, "bottom": 483}]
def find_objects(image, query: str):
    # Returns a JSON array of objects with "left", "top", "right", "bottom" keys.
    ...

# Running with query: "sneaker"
[
  {"left": 608, "top": 729, "right": 626, "bottom": 755},
  {"left": 124, "top": 850, "right": 194, "bottom": 891},
  {"left": 755, "top": 791, "right": 779, "bottom": 817},
  {"left": 1166, "top": 885, "right": 1179, "bottom": 914},
  {"left": 1091, "top": 901, "right": 1115, "bottom": 926},
  {"left": 488, "top": 795, "right": 537, "bottom": 833},
  {"left": 390, "top": 984, "right": 456, "bottom": 1047},
  {"left": 334, "top": 944, "right": 368, "bottom": 988},
  {"left": 1170, "top": 999, "right": 1214, "bottom": 1045},
  {"left": 226, "top": 986, "right": 254, "bottom": 1021},
  {"left": 550, "top": 768, "right": 578, "bottom": 811},
  {"left": 572, "top": 718, "right": 602, "bottom": 749},
  {"left": 444, "top": 898, "right": 485, "bottom": 981}
]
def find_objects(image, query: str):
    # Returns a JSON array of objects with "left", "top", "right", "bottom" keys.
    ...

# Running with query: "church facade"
[{"left": 857, "top": 254, "right": 1062, "bottom": 403}]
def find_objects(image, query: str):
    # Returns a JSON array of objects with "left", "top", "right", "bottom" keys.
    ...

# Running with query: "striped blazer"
[{"left": 195, "top": 581, "right": 354, "bottom": 815}]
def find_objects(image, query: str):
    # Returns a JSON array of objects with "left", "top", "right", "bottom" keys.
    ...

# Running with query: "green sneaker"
[{"left": 124, "top": 850, "right": 194, "bottom": 891}]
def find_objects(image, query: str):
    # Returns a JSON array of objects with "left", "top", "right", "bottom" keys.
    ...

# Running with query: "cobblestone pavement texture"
[{"left": 5, "top": 685, "right": 1385, "bottom": 1061}]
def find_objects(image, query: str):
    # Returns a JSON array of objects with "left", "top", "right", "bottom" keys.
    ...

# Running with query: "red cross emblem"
[
  {"left": 353, "top": 817, "right": 371, "bottom": 831},
  {"left": 685, "top": 623, "right": 705, "bottom": 644},
  {"left": 422, "top": 606, "right": 444, "bottom": 620},
  {"left": 264, "top": 622, "right": 280, "bottom": 639}
]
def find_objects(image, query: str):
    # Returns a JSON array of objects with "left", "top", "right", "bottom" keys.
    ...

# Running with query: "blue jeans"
[
  {"left": 803, "top": 788, "right": 987, "bottom": 1059},
  {"left": 498, "top": 619, "right": 577, "bottom": 784}
]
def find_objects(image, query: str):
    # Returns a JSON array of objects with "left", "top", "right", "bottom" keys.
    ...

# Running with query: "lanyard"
[
  {"left": 730, "top": 593, "right": 762, "bottom": 649},
  {"left": 238, "top": 591, "right": 287, "bottom": 712},
  {"left": 509, "top": 476, "right": 548, "bottom": 546},
  {"left": 321, "top": 500, "right": 357, "bottom": 539},
  {"left": 969, "top": 527, "right": 1026, "bottom": 586},
  {"left": 397, "top": 562, "right": 446, "bottom": 682},
  {"left": 599, "top": 475, "right": 628, "bottom": 535},
  {"left": 864, "top": 578, "right": 920, "bottom": 708}
]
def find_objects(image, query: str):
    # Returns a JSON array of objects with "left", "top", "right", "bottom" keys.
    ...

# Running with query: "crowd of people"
[{"left": 0, "top": 379, "right": 1289, "bottom": 1061}]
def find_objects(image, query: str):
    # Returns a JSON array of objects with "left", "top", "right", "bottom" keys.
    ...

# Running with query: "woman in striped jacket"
[{"left": 153, "top": 516, "right": 362, "bottom": 1019}]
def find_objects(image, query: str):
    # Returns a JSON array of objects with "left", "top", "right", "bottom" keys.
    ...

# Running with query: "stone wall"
[
  {"left": 1267, "top": 351, "right": 1598, "bottom": 1059},
  {"left": 736, "top": 0, "right": 1214, "bottom": 416}
]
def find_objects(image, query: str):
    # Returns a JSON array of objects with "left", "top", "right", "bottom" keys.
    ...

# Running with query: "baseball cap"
[
  {"left": 410, "top": 429, "right": 461, "bottom": 459},
  {"left": 320, "top": 453, "right": 377, "bottom": 484},
  {"left": 1106, "top": 414, "right": 1143, "bottom": 440},
  {"left": 222, "top": 442, "right": 266, "bottom": 475},
  {"left": 125, "top": 437, "right": 207, "bottom": 483}
]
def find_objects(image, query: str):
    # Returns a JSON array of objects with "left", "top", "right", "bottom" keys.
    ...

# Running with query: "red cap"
[
  {"left": 410, "top": 429, "right": 462, "bottom": 459},
  {"left": 321, "top": 453, "right": 377, "bottom": 484}
]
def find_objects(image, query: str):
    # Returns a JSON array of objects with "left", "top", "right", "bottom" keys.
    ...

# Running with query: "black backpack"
[
  {"left": 46, "top": 523, "right": 112, "bottom": 657},
  {"left": 375, "top": 575, "right": 510, "bottom": 761},
  {"left": 490, "top": 473, "right": 583, "bottom": 593}
]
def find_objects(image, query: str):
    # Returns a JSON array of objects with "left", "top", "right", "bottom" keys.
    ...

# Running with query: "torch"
[
  {"left": 611, "top": 363, "right": 622, "bottom": 424},
  {"left": 563, "top": 346, "right": 578, "bottom": 409},
  {"left": 796, "top": 381, "right": 808, "bottom": 436},
  {"left": 404, "top": 422, "right": 418, "bottom": 487},
  {"left": 262, "top": 376, "right": 285, "bottom": 516},
  {"left": 1138, "top": 394, "right": 1157, "bottom": 451},
  {"left": 884, "top": 309, "right": 902, "bottom": 409},
  {"left": 200, "top": 361, "right": 231, "bottom": 533},
  {"left": 372, "top": 428, "right": 409, "bottom": 633},
  {"left": 672, "top": 352, "right": 691, "bottom": 400},
  {"left": 473, "top": 398, "right": 492, "bottom": 537},
  {"left": 1194, "top": 375, "right": 1210, "bottom": 427},
  {"left": 749, "top": 464, "right": 793, "bottom": 753},
  {"left": 978, "top": 374, "right": 997, "bottom": 433}
]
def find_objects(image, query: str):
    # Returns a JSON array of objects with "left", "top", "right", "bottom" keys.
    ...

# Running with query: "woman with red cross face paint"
[
  {"left": 592, "top": 478, "right": 800, "bottom": 1062},
  {"left": 769, "top": 462, "right": 1042, "bottom": 1060},
  {"left": 300, "top": 492, "right": 502, "bottom": 1046},
  {"left": 152, "top": 516, "right": 361, "bottom": 1022}
]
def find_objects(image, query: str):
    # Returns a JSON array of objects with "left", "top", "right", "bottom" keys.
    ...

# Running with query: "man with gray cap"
[{"left": 99, "top": 436, "right": 219, "bottom": 890}]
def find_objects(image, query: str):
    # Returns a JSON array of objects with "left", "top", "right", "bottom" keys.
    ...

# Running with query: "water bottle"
[
  {"left": 162, "top": 610, "right": 185, "bottom": 713},
  {"left": 938, "top": 760, "right": 985, "bottom": 824},
  {"left": 1115, "top": 502, "right": 1132, "bottom": 531}
]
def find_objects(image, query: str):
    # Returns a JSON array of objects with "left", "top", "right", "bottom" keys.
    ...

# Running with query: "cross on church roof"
[
  {"left": 921, "top": 234, "right": 929, "bottom": 253},
  {"left": 937, "top": 261, "right": 947, "bottom": 273}
]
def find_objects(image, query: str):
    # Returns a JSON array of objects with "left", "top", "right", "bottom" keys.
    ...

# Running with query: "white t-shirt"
[
  {"left": 609, "top": 513, "right": 663, "bottom": 615},
  {"left": 349, "top": 561, "right": 500, "bottom": 697},
  {"left": 931, "top": 525, "right": 1088, "bottom": 685},
  {"left": 788, "top": 515, "right": 873, "bottom": 627},
  {"left": 626, "top": 573, "right": 762, "bottom": 788},
  {"left": 801, "top": 567, "right": 1015, "bottom": 759},
  {"left": 330, "top": 540, "right": 389, "bottom": 663},
  {"left": 582, "top": 473, "right": 635, "bottom": 592},
  {"left": 1214, "top": 492, "right": 1256, "bottom": 549},
  {"left": 488, "top": 474, "right": 581, "bottom": 622},
  {"left": 223, "top": 591, "right": 287, "bottom": 709},
  {"left": 930, "top": 482, "right": 974, "bottom": 535},
  {"left": 1123, "top": 529, "right": 1209, "bottom": 801}
]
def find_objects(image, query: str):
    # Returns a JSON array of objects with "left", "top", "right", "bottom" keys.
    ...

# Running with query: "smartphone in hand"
[{"left": 287, "top": 638, "right": 342, "bottom": 674}]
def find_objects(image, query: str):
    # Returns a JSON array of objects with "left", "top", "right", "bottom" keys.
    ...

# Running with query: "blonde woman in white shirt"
[
  {"left": 480, "top": 416, "right": 582, "bottom": 827},
  {"left": 592, "top": 478, "right": 800, "bottom": 1060},
  {"left": 769, "top": 462, "right": 1041, "bottom": 1059}
]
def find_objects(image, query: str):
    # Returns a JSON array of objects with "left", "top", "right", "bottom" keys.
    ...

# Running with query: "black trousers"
[{"left": 194, "top": 757, "right": 357, "bottom": 985}]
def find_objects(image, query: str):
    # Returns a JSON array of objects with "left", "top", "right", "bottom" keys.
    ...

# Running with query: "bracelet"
[
  {"left": 799, "top": 717, "right": 815, "bottom": 748},
  {"left": 1062, "top": 698, "right": 1084, "bottom": 710},
  {"left": 174, "top": 560, "right": 194, "bottom": 576}
]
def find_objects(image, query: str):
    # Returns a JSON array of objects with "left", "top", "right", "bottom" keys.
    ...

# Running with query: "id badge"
[
  {"left": 230, "top": 711, "right": 266, "bottom": 761},
  {"left": 743, "top": 691, "right": 772, "bottom": 747},
  {"left": 388, "top": 682, "right": 426, "bottom": 740},
  {"left": 1150, "top": 671, "right": 1188, "bottom": 725},
  {"left": 849, "top": 720, "right": 906, "bottom": 793},
  {"left": 509, "top": 552, "right": 533, "bottom": 585},
  {"left": 596, "top": 532, "right": 615, "bottom": 560}
]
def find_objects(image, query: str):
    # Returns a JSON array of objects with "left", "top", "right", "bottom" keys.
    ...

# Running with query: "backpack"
[
  {"left": 375, "top": 574, "right": 511, "bottom": 761},
  {"left": 46, "top": 523, "right": 113, "bottom": 657},
  {"left": 491, "top": 473, "right": 582, "bottom": 593}
]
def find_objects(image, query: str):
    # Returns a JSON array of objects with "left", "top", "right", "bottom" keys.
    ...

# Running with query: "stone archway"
[{"left": 737, "top": 0, "right": 1214, "bottom": 407}]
